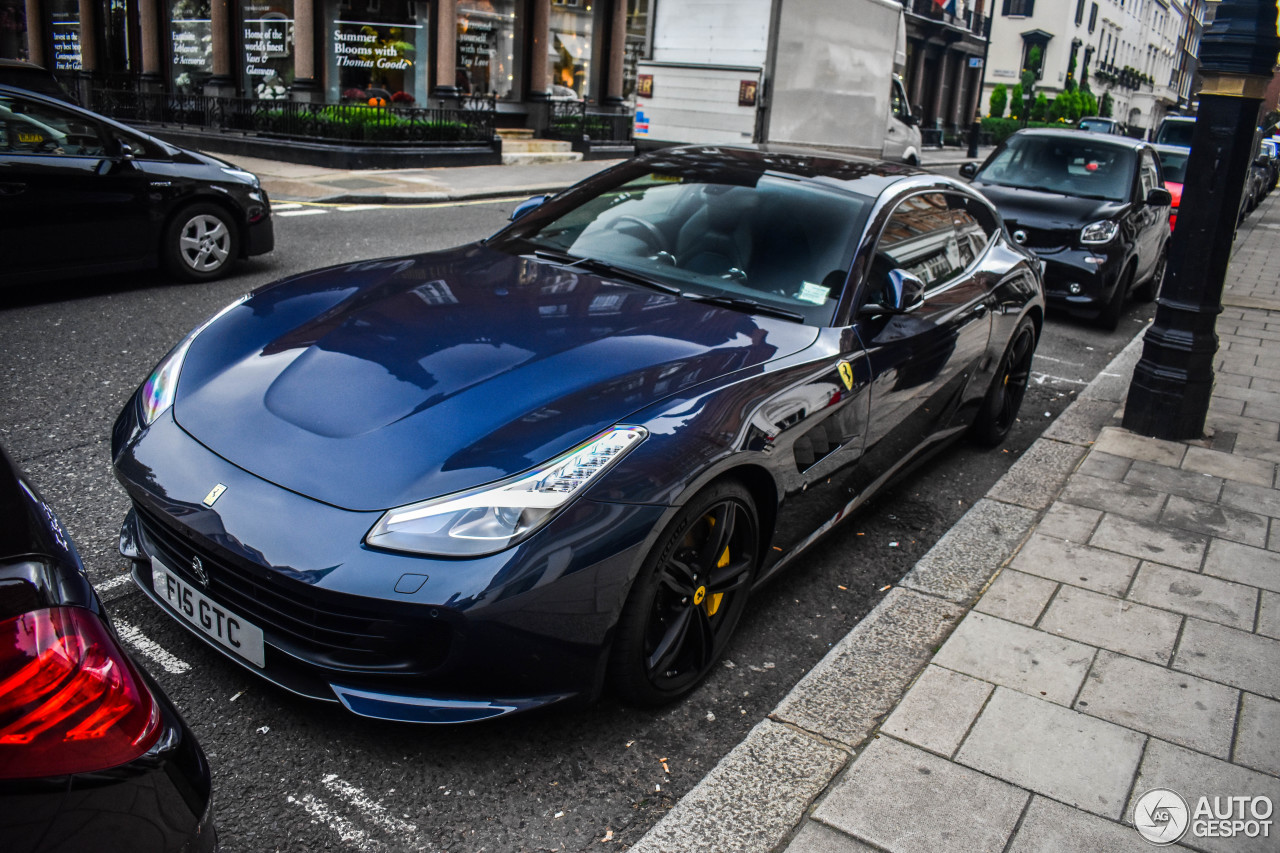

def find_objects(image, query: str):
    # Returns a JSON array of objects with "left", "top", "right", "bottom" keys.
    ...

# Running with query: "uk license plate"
[{"left": 152, "top": 558, "right": 266, "bottom": 668}]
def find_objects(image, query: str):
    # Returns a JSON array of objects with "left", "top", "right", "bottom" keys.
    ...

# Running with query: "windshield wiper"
[
  {"left": 531, "top": 249, "right": 682, "bottom": 295},
  {"left": 680, "top": 293, "right": 806, "bottom": 322}
]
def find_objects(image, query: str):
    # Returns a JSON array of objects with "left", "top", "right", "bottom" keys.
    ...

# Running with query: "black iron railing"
[
  {"left": 87, "top": 89, "right": 497, "bottom": 145},
  {"left": 546, "top": 99, "right": 633, "bottom": 144}
]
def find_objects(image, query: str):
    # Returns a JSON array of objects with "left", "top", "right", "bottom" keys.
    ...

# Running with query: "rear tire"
[
  {"left": 163, "top": 203, "right": 239, "bottom": 282},
  {"left": 970, "top": 317, "right": 1037, "bottom": 447},
  {"left": 609, "top": 481, "right": 759, "bottom": 707}
]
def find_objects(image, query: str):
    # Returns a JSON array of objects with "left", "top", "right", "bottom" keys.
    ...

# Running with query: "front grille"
[
  {"left": 134, "top": 503, "right": 450, "bottom": 673},
  {"left": 1008, "top": 224, "right": 1070, "bottom": 251}
]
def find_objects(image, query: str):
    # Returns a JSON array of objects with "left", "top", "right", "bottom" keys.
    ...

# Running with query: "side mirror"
[
  {"left": 901, "top": 112, "right": 918, "bottom": 127},
  {"left": 959, "top": 162, "right": 978, "bottom": 179},
  {"left": 1256, "top": 153, "right": 1271, "bottom": 168},
  {"left": 859, "top": 269, "right": 926, "bottom": 317},
  {"left": 1145, "top": 187, "right": 1172, "bottom": 207},
  {"left": 509, "top": 194, "right": 549, "bottom": 221}
]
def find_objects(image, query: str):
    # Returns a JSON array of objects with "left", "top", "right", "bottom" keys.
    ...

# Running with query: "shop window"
[
  {"left": 242, "top": 0, "right": 295, "bottom": 99},
  {"left": 1, "top": 0, "right": 27, "bottom": 60},
  {"left": 170, "top": 0, "right": 213, "bottom": 92},
  {"left": 457, "top": 0, "right": 517, "bottom": 99},
  {"left": 48, "top": 0, "right": 82, "bottom": 70},
  {"left": 621, "top": 0, "right": 650, "bottom": 104},
  {"left": 549, "top": 0, "right": 592, "bottom": 100},
  {"left": 325, "top": 0, "right": 428, "bottom": 105}
]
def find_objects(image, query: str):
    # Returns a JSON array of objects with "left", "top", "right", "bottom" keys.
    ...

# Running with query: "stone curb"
[{"left": 628, "top": 328, "right": 1151, "bottom": 853}]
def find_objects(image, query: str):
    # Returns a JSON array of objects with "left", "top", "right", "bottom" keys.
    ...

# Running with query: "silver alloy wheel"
[{"left": 177, "top": 213, "right": 232, "bottom": 273}]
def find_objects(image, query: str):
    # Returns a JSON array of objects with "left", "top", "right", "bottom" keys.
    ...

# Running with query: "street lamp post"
[{"left": 1122, "top": 0, "right": 1280, "bottom": 441}]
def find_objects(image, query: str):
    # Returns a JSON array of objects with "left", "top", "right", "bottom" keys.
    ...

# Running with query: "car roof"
[
  {"left": 1150, "top": 143, "right": 1190, "bottom": 157},
  {"left": 1007, "top": 127, "right": 1149, "bottom": 152},
  {"left": 635, "top": 144, "right": 936, "bottom": 198},
  {"left": 0, "top": 83, "right": 175, "bottom": 150}
]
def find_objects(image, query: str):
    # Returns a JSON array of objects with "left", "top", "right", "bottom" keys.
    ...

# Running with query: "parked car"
[
  {"left": 0, "top": 83, "right": 273, "bottom": 286},
  {"left": 0, "top": 60, "right": 75, "bottom": 103},
  {"left": 961, "top": 128, "right": 1170, "bottom": 329},
  {"left": 111, "top": 145, "right": 1045, "bottom": 723},
  {"left": 1154, "top": 115, "right": 1195, "bottom": 148},
  {"left": 1077, "top": 116, "right": 1125, "bottom": 135},
  {"left": 1151, "top": 143, "right": 1188, "bottom": 230},
  {"left": 0, "top": 444, "right": 215, "bottom": 853}
]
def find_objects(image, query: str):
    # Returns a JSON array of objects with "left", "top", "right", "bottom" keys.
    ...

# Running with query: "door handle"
[
  {"left": 973, "top": 302, "right": 989, "bottom": 317},
  {"left": 0, "top": 182, "right": 26, "bottom": 196}
]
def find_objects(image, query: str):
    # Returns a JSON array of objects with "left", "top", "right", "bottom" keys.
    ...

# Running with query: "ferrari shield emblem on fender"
[
  {"left": 202, "top": 483, "right": 227, "bottom": 507},
  {"left": 837, "top": 361, "right": 855, "bottom": 391}
]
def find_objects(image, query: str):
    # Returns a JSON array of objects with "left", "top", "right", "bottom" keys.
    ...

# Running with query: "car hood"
[
  {"left": 174, "top": 246, "right": 819, "bottom": 511},
  {"left": 973, "top": 182, "right": 1128, "bottom": 231}
]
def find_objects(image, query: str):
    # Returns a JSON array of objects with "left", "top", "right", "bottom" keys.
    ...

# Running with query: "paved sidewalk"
[
  {"left": 219, "top": 145, "right": 991, "bottom": 204},
  {"left": 632, "top": 193, "right": 1280, "bottom": 852}
]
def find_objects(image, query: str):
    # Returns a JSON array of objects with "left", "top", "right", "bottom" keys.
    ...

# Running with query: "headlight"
[
  {"left": 1080, "top": 220, "right": 1119, "bottom": 245},
  {"left": 366, "top": 426, "right": 647, "bottom": 557},
  {"left": 139, "top": 295, "right": 249, "bottom": 426}
]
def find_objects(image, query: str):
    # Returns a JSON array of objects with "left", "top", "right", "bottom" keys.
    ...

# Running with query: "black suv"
[{"left": 962, "top": 129, "right": 1171, "bottom": 330}]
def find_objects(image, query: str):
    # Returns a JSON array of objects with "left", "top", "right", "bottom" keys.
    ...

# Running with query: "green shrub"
[
  {"left": 1010, "top": 83, "right": 1024, "bottom": 120},
  {"left": 980, "top": 117, "right": 1060, "bottom": 145},
  {"left": 989, "top": 84, "right": 1008, "bottom": 119},
  {"left": 1031, "top": 92, "right": 1049, "bottom": 122}
]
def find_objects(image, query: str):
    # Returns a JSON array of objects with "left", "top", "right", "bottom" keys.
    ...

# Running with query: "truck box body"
[{"left": 634, "top": 0, "right": 919, "bottom": 162}]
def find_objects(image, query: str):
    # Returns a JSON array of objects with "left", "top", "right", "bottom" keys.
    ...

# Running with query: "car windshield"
[
  {"left": 1156, "top": 120, "right": 1195, "bottom": 147},
  {"left": 1078, "top": 119, "right": 1113, "bottom": 133},
  {"left": 491, "top": 165, "right": 873, "bottom": 325},
  {"left": 1154, "top": 149, "right": 1189, "bottom": 183},
  {"left": 975, "top": 135, "right": 1136, "bottom": 202}
]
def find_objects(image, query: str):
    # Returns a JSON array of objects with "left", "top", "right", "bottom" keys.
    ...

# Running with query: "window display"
[
  {"left": 325, "top": 0, "right": 428, "bottom": 105},
  {"left": 456, "top": 0, "right": 517, "bottom": 99},
  {"left": 242, "top": 0, "right": 294, "bottom": 99},
  {"left": 549, "top": 0, "right": 592, "bottom": 100},
  {"left": 48, "top": 0, "right": 81, "bottom": 70},
  {"left": 622, "top": 0, "right": 649, "bottom": 104},
  {"left": 170, "top": 0, "right": 213, "bottom": 92}
]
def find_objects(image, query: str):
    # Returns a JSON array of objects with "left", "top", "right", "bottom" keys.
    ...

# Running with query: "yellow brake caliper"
[{"left": 695, "top": 514, "right": 727, "bottom": 617}]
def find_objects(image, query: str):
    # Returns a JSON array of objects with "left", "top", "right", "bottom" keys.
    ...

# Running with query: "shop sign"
[
  {"left": 49, "top": 0, "right": 81, "bottom": 71},
  {"left": 242, "top": 0, "right": 293, "bottom": 99},
  {"left": 171, "top": 0, "right": 213, "bottom": 89}
]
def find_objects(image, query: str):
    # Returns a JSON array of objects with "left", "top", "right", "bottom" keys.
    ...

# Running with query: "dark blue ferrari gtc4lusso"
[{"left": 112, "top": 146, "right": 1045, "bottom": 723}]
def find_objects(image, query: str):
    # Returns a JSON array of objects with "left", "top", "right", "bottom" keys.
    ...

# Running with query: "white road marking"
[
  {"left": 271, "top": 203, "right": 303, "bottom": 211},
  {"left": 1032, "top": 354, "right": 1086, "bottom": 367},
  {"left": 321, "top": 774, "right": 417, "bottom": 835},
  {"left": 96, "top": 573, "right": 134, "bottom": 593},
  {"left": 275, "top": 208, "right": 329, "bottom": 217},
  {"left": 335, "top": 204, "right": 385, "bottom": 211},
  {"left": 289, "top": 794, "right": 377, "bottom": 849},
  {"left": 1031, "top": 371, "right": 1089, "bottom": 386},
  {"left": 114, "top": 619, "right": 191, "bottom": 674}
]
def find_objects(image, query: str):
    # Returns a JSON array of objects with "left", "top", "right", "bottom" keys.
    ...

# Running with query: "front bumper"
[
  {"left": 243, "top": 192, "right": 275, "bottom": 257},
  {"left": 1035, "top": 244, "right": 1123, "bottom": 318},
  {"left": 113, "top": 408, "right": 665, "bottom": 723}
]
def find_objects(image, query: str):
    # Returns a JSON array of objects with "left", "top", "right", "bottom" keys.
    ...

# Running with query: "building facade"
[
  {"left": 4, "top": 0, "right": 652, "bottom": 121},
  {"left": 901, "top": 0, "right": 992, "bottom": 142},
  {"left": 982, "top": 0, "right": 1202, "bottom": 136}
]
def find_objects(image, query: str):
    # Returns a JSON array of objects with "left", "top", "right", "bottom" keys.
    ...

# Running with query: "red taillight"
[{"left": 0, "top": 607, "right": 161, "bottom": 779}]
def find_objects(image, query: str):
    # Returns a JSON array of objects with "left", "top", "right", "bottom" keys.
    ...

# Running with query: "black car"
[
  {"left": 0, "top": 84, "right": 274, "bottom": 286},
  {"left": 1077, "top": 116, "right": 1124, "bottom": 135},
  {"left": 112, "top": 145, "right": 1045, "bottom": 722},
  {"left": 962, "top": 128, "right": 1171, "bottom": 330},
  {"left": 0, "top": 445, "right": 215, "bottom": 853},
  {"left": 0, "top": 61, "right": 75, "bottom": 103}
]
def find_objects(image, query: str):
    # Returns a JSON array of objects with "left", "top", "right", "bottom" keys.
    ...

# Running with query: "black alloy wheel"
[
  {"left": 610, "top": 481, "right": 759, "bottom": 706},
  {"left": 971, "top": 317, "right": 1037, "bottom": 447}
]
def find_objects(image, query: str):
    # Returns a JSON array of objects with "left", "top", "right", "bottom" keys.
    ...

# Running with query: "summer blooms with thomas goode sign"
[{"left": 325, "top": 0, "right": 427, "bottom": 104}]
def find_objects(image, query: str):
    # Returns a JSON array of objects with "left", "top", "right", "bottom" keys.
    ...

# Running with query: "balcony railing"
[{"left": 86, "top": 89, "right": 498, "bottom": 145}]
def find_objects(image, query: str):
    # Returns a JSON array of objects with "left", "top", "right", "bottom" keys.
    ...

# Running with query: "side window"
[
  {"left": 1138, "top": 152, "right": 1159, "bottom": 197},
  {"left": 949, "top": 205, "right": 989, "bottom": 270},
  {"left": 890, "top": 80, "right": 909, "bottom": 121},
  {"left": 0, "top": 94, "right": 107, "bottom": 157},
  {"left": 871, "top": 193, "right": 965, "bottom": 297}
]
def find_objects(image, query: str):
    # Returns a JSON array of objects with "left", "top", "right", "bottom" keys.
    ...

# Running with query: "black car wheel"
[
  {"left": 1097, "top": 265, "right": 1133, "bottom": 331},
  {"left": 610, "top": 481, "right": 759, "bottom": 706},
  {"left": 971, "top": 317, "right": 1037, "bottom": 447},
  {"left": 164, "top": 203, "right": 238, "bottom": 282},
  {"left": 1134, "top": 247, "right": 1167, "bottom": 303}
]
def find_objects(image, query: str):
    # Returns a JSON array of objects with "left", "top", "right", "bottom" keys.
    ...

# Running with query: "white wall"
[{"left": 652, "top": 0, "right": 773, "bottom": 68}]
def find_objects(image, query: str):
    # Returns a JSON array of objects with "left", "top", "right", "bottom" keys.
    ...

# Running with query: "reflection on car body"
[{"left": 112, "top": 145, "right": 1044, "bottom": 724}]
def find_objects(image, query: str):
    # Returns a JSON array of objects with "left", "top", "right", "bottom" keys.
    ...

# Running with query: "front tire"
[
  {"left": 609, "top": 481, "right": 759, "bottom": 707},
  {"left": 1097, "top": 266, "right": 1132, "bottom": 332},
  {"left": 164, "top": 203, "right": 239, "bottom": 282},
  {"left": 970, "top": 317, "right": 1037, "bottom": 447},
  {"left": 1134, "top": 247, "right": 1166, "bottom": 303}
]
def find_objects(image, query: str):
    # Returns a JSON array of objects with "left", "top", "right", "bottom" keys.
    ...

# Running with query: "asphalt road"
[{"left": 0, "top": 187, "right": 1156, "bottom": 852}]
